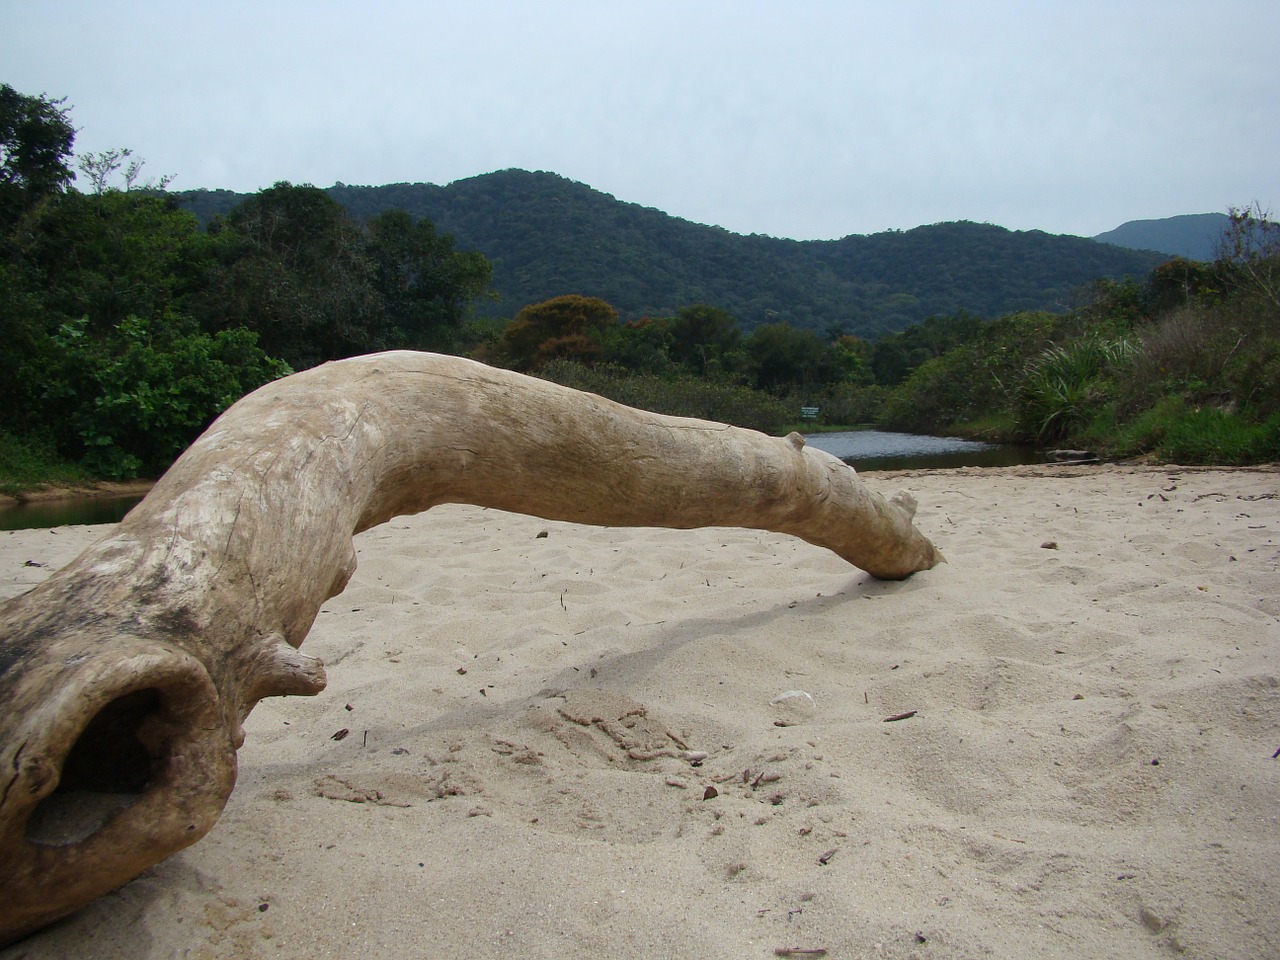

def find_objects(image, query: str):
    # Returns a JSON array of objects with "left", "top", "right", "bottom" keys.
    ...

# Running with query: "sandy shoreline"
[{"left": 2, "top": 463, "right": 1277, "bottom": 959}]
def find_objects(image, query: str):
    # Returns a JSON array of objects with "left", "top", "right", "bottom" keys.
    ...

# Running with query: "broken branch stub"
[{"left": 0, "top": 351, "right": 942, "bottom": 943}]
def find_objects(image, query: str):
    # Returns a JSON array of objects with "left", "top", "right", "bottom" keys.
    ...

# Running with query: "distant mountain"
[
  {"left": 176, "top": 170, "right": 1164, "bottom": 337},
  {"left": 1093, "top": 213, "right": 1229, "bottom": 262}
]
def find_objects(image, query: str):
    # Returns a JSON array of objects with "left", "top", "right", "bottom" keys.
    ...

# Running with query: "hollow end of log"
[{"left": 0, "top": 645, "right": 237, "bottom": 945}]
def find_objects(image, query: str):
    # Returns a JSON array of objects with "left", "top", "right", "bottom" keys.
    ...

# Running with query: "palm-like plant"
[{"left": 1018, "top": 338, "right": 1135, "bottom": 442}]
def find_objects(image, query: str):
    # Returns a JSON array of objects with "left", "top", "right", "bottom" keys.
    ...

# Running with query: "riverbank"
[
  {"left": 0, "top": 479, "right": 154, "bottom": 508},
  {"left": 2, "top": 463, "right": 1277, "bottom": 959}
]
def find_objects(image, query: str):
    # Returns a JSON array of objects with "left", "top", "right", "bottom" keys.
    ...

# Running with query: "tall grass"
[
  {"left": 1157, "top": 408, "right": 1280, "bottom": 464},
  {"left": 0, "top": 431, "right": 91, "bottom": 497}
]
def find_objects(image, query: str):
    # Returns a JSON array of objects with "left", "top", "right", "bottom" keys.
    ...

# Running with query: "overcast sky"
[{"left": 5, "top": 0, "right": 1277, "bottom": 240}]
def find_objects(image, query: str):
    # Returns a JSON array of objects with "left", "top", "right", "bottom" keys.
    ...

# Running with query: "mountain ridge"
[
  {"left": 1092, "top": 212, "right": 1229, "bottom": 262},
  {"left": 175, "top": 169, "right": 1166, "bottom": 337}
]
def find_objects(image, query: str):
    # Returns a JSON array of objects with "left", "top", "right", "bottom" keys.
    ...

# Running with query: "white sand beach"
[{"left": 2, "top": 463, "right": 1277, "bottom": 960}]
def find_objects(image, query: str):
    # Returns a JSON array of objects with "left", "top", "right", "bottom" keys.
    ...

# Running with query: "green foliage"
[
  {"left": 0, "top": 84, "right": 76, "bottom": 217},
  {"left": 1102, "top": 395, "right": 1185, "bottom": 457},
  {"left": 15, "top": 190, "right": 210, "bottom": 331},
  {"left": 192, "top": 182, "right": 497, "bottom": 370},
  {"left": 365, "top": 209, "right": 493, "bottom": 352},
  {"left": 4, "top": 84, "right": 1270, "bottom": 479},
  {"left": 876, "top": 311, "right": 1058, "bottom": 433},
  {"left": 1141, "top": 258, "right": 1227, "bottom": 315},
  {"left": 607, "top": 316, "right": 675, "bottom": 374},
  {"left": 38, "top": 316, "right": 291, "bottom": 478},
  {"left": 866, "top": 211, "right": 1278, "bottom": 465},
  {"left": 1225, "top": 330, "right": 1280, "bottom": 414},
  {"left": 881, "top": 348, "right": 987, "bottom": 433},
  {"left": 1161, "top": 409, "right": 1280, "bottom": 464},
  {"left": 870, "top": 311, "right": 986, "bottom": 386},
  {"left": 745, "top": 323, "right": 848, "bottom": 393},
  {"left": 1, "top": 96, "right": 497, "bottom": 485},
  {"left": 202, "top": 182, "right": 384, "bottom": 368},
  {"left": 0, "top": 186, "right": 234, "bottom": 447},
  {"left": 0, "top": 431, "right": 89, "bottom": 496},
  {"left": 537, "top": 360, "right": 790, "bottom": 435},
  {"left": 1016, "top": 338, "right": 1135, "bottom": 443},
  {"left": 1121, "top": 403, "right": 1280, "bottom": 465},
  {"left": 669, "top": 304, "right": 742, "bottom": 374},
  {"left": 831, "top": 334, "right": 874, "bottom": 386}
]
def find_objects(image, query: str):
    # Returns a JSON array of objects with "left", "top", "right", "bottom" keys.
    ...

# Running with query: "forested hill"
[{"left": 176, "top": 170, "right": 1164, "bottom": 337}]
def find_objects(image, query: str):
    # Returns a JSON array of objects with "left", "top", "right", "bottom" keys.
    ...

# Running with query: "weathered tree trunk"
[{"left": 0, "top": 351, "right": 941, "bottom": 943}]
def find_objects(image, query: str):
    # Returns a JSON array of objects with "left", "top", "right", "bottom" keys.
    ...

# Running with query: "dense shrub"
[
  {"left": 880, "top": 348, "right": 987, "bottom": 433},
  {"left": 36, "top": 316, "right": 290, "bottom": 478},
  {"left": 536, "top": 360, "right": 790, "bottom": 435},
  {"left": 879, "top": 311, "right": 1059, "bottom": 435},
  {"left": 806, "top": 383, "right": 887, "bottom": 426},
  {"left": 0, "top": 431, "right": 88, "bottom": 496}
]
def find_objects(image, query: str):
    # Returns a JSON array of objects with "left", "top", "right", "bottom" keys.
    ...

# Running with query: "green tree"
[
  {"left": 833, "top": 333, "right": 873, "bottom": 385},
  {"left": 365, "top": 209, "right": 493, "bottom": 352},
  {"left": 870, "top": 311, "right": 985, "bottom": 385},
  {"left": 669, "top": 304, "right": 741, "bottom": 375},
  {"left": 14, "top": 189, "right": 209, "bottom": 333},
  {"left": 745, "top": 322, "right": 845, "bottom": 393},
  {"left": 878, "top": 311, "right": 1058, "bottom": 433},
  {"left": 0, "top": 84, "right": 75, "bottom": 220},
  {"left": 204, "top": 182, "right": 383, "bottom": 368},
  {"left": 606, "top": 316, "right": 675, "bottom": 373},
  {"left": 1141, "top": 258, "right": 1224, "bottom": 316},
  {"left": 0, "top": 184, "right": 225, "bottom": 441}
]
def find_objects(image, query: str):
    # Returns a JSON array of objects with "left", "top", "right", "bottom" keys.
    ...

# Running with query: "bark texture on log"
[{"left": 0, "top": 352, "right": 941, "bottom": 943}]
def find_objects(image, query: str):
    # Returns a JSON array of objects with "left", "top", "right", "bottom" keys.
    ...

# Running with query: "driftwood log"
[{"left": 0, "top": 351, "right": 941, "bottom": 943}]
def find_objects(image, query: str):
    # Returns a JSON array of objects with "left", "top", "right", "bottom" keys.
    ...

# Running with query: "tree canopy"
[
  {"left": 1, "top": 87, "right": 497, "bottom": 479},
  {"left": 0, "top": 84, "right": 76, "bottom": 221},
  {"left": 499, "top": 294, "right": 619, "bottom": 370}
]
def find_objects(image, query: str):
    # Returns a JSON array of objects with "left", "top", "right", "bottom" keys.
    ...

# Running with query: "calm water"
[
  {"left": 0, "top": 494, "right": 145, "bottom": 532},
  {"left": 804, "top": 430, "right": 1047, "bottom": 472}
]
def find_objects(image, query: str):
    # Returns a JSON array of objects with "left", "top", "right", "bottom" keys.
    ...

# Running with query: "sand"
[{"left": 1, "top": 463, "right": 1277, "bottom": 960}]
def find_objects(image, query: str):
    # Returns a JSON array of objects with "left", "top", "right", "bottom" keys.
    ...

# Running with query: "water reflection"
[
  {"left": 0, "top": 495, "right": 144, "bottom": 532},
  {"left": 804, "top": 430, "right": 1047, "bottom": 472}
]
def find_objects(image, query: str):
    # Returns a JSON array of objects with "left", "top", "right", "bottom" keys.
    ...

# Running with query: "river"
[
  {"left": 804, "top": 429, "right": 1047, "bottom": 471},
  {"left": 0, "top": 494, "right": 147, "bottom": 532}
]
